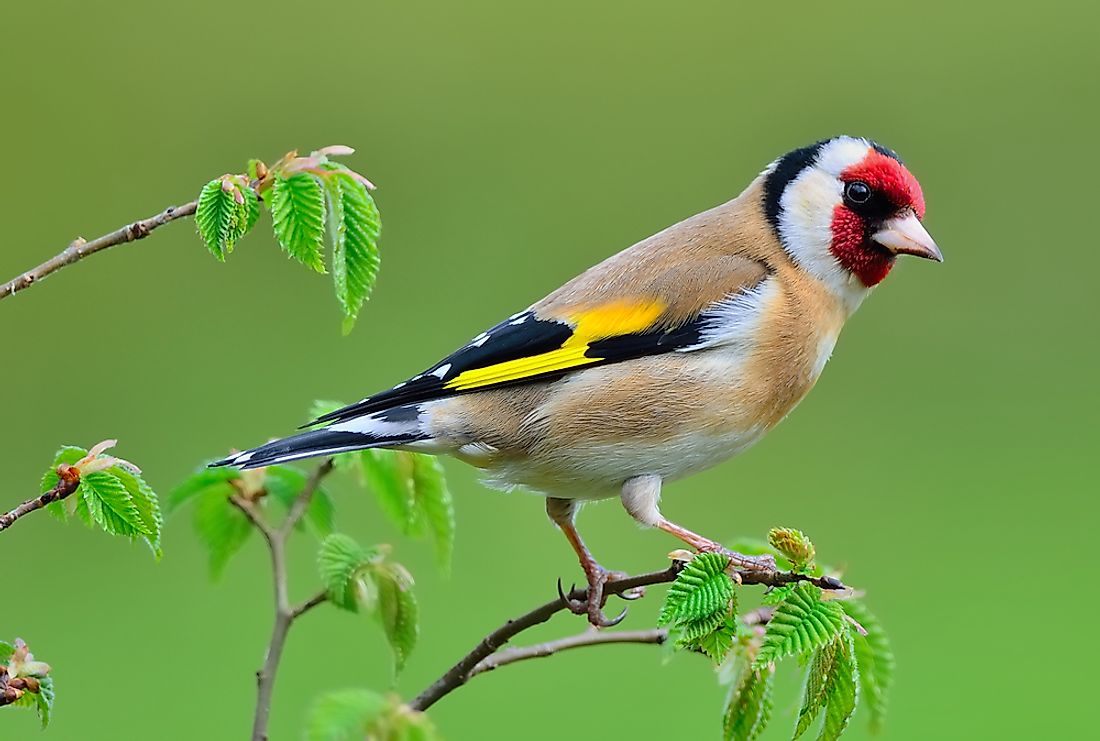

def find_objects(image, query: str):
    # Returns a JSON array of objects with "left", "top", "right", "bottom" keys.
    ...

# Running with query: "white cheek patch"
[{"left": 776, "top": 138, "right": 875, "bottom": 314}]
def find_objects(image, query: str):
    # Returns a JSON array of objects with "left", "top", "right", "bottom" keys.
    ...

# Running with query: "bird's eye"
[{"left": 844, "top": 181, "right": 872, "bottom": 204}]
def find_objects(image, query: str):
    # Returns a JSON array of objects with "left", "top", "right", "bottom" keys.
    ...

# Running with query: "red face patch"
[
  {"left": 840, "top": 149, "right": 926, "bottom": 218},
  {"left": 829, "top": 149, "right": 926, "bottom": 287}
]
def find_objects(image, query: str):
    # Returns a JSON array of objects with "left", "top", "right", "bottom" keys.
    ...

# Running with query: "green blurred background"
[{"left": 2, "top": 1, "right": 1096, "bottom": 738}]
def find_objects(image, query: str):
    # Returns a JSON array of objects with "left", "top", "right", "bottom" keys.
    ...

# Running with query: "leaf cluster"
[
  {"left": 195, "top": 146, "right": 381, "bottom": 331},
  {"left": 713, "top": 529, "right": 895, "bottom": 741},
  {"left": 1, "top": 639, "right": 54, "bottom": 728},
  {"left": 658, "top": 553, "right": 738, "bottom": 663},
  {"left": 41, "top": 444, "right": 162, "bottom": 558},
  {"left": 318, "top": 534, "right": 419, "bottom": 675}
]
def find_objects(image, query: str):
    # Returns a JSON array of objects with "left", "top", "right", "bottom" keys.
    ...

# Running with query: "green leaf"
[
  {"left": 271, "top": 173, "right": 326, "bottom": 272},
  {"left": 818, "top": 632, "right": 859, "bottom": 741},
  {"left": 410, "top": 454, "right": 454, "bottom": 573},
  {"left": 109, "top": 465, "right": 163, "bottom": 558},
  {"left": 841, "top": 600, "right": 894, "bottom": 733},
  {"left": 659, "top": 552, "right": 734, "bottom": 626},
  {"left": 360, "top": 449, "right": 417, "bottom": 533},
  {"left": 324, "top": 169, "right": 381, "bottom": 332},
  {"left": 687, "top": 612, "right": 738, "bottom": 663},
  {"left": 306, "top": 689, "right": 387, "bottom": 741},
  {"left": 40, "top": 445, "right": 86, "bottom": 521},
  {"left": 79, "top": 471, "right": 149, "bottom": 538},
  {"left": 192, "top": 487, "right": 253, "bottom": 579},
  {"left": 167, "top": 467, "right": 240, "bottom": 515},
  {"left": 19, "top": 674, "right": 55, "bottom": 728},
  {"left": 196, "top": 179, "right": 241, "bottom": 260},
  {"left": 242, "top": 184, "right": 261, "bottom": 233},
  {"left": 0, "top": 640, "right": 13, "bottom": 664},
  {"left": 753, "top": 582, "right": 844, "bottom": 669},
  {"left": 375, "top": 562, "right": 419, "bottom": 675},
  {"left": 725, "top": 537, "right": 794, "bottom": 572},
  {"left": 317, "top": 533, "right": 381, "bottom": 612},
  {"left": 723, "top": 665, "right": 774, "bottom": 741},
  {"left": 794, "top": 637, "right": 843, "bottom": 738},
  {"left": 264, "top": 465, "right": 335, "bottom": 537},
  {"left": 761, "top": 584, "right": 795, "bottom": 606}
]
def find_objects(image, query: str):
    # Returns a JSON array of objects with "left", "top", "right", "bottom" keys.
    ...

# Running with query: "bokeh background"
[{"left": 2, "top": 1, "right": 1097, "bottom": 738}]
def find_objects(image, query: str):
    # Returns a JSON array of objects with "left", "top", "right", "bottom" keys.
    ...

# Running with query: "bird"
[{"left": 213, "top": 135, "right": 941, "bottom": 626}]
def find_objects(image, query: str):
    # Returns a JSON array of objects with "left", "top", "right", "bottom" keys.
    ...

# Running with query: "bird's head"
[{"left": 762, "top": 136, "right": 940, "bottom": 307}]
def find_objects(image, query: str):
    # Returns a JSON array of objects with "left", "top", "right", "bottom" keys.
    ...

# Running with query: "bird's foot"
[
  {"left": 696, "top": 541, "right": 777, "bottom": 574},
  {"left": 557, "top": 566, "right": 642, "bottom": 628}
]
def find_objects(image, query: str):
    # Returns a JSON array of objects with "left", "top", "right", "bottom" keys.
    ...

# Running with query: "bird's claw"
[{"left": 558, "top": 569, "right": 633, "bottom": 628}]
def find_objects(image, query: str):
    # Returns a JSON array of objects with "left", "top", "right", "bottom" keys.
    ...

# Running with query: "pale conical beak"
[{"left": 872, "top": 213, "right": 943, "bottom": 262}]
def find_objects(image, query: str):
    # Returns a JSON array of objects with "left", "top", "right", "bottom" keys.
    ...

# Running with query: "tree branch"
[
  {"left": 0, "top": 200, "right": 198, "bottom": 302},
  {"left": 468, "top": 628, "right": 668, "bottom": 678},
  {"left": 0, "top": 473, "right": 81, "bottom": 534},
  {"left": 409, "top": 560, "right": 846, "bottom": 712},
  {"left": 228, "top": 459, "right": 332, "bottom": 741}
]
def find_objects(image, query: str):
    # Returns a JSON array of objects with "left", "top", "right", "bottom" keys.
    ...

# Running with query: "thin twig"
[
  {"left": 408, "top": 565, "right": 683, "bottom": 711},
  {"left": 409, "top": 560, "right": 846, "bottom": 712},
  {"left": 0, "top": 200, "right": 198, "bottom": 301},
  {"left": 228, "top": 459, "right": 332, "bottom": 741},
  {"left": 280, "top": 458, "right": 335, "bottom": 537},
  {"left": 291, "top": 590, "right": 328, "bottom": 620},
  {"left": 0, "top": 475, "right": 81, "bottom": 534},
  {"left": 468, "top": 628, "right": 668, "bottom": 678}
]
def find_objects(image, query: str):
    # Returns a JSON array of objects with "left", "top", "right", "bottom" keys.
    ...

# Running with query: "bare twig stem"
[
  {"left": 280, "top": 458, "right": 334, "bottom": 538},
  {"left": 0, "top": 200, "right": 198, "bottom": 301},
  {"left": 408, "top": 565, "right": 682, "bottom": 712},
  {"left": 228, "top": 459, "right": 334, "bottom": 741},
  {"left": 0, "top": 475, "right": 80, "bottom": 534},
  {"left": 409, "top": 559, "right": 845, "bottom": 712},
  {"left": 468, "top": 628, "right": 668, "bottom": 678}
]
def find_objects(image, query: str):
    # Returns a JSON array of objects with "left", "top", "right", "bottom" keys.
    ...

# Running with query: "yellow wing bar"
[{"left": 444, "top": 300, "right": 666, "bottom": 392}]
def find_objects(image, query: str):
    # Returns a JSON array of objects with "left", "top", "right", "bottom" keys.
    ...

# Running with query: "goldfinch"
[{"left": 215, "top": 136, "right": 941, "bottom": 626}]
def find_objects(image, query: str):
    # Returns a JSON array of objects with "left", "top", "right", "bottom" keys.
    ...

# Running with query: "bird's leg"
[
  {"left": 620, "top": 475, "right": 776, "bottom": 573},
  {"left": 546, "top": 497, "right": 642, "bottom": 628}
]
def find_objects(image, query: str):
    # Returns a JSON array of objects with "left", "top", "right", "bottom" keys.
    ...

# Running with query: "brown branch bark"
[
  {"left": 229, "top": 458, "right": 335, "bottom": 741},
  {"left": 409, "top": 560, "right": 845, "bottom": 712},
  {"left": 0, "top": 472, "right": 81, "bottom": 534},
  {"left": 468, "top": 627, "right": 668, "bottom": 678},
  {"left": 0, "top": 200, "right": 198, "bottom": 301}
]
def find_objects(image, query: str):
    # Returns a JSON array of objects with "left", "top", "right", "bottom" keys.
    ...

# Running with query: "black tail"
[{"left": 210, "top": 427, "right": 419, "bottom": 470}]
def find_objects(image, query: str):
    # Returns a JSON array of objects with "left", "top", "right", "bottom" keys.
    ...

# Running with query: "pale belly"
[{"left": 478, "top": 421, "right": 770, "bottom": 499}]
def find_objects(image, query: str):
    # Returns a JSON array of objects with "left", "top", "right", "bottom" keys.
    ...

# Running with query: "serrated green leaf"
[
  {"left": 324, "top": 169, "right": 381, "bottom": 332},
  {"left": 196, "top": 179, "right": 240, "bottom": 260},
  {"left": 410, "top": 454, "right": 454, "bottom": 573},
  {"left": 762, "top": 584, "right": 795, "bottom": 606},
  {"left": 753, "top": 582, "right": 844, "bottom": 669},
  {"left": 271, "top": 173, "right": 326, "bottom": 272},
  {"left": 317, "top": 533, "right": 381, "bottom": 612},
  {"left": 725, "top": 537, "right": 794, "bottom": 572},
  {"left": 795, "top": 638, "right": 842, "bottom": 738},
  {"left": 361, "top": 449, "right": 418, "bottom": 533},
  {"left": 375, "top": 563, "right": 419, "bottom": 675},
  {"left": 242, "top": 185, "right": 261, "bottom": 232},
  {"left": 724, "top": 664, "right": 774, "bottom": 741},
  {"left": 0, "top": 640, "right": 13, "bottom": 663},
  {"left": 817, "top": 632, "right": 859, "bottom": 741},
  {"left": 685, "top": 612, "right": 737, "bottom": 663},
  {"left": 841, "top": 600, "right": 893, "bottom": 733},
  {"left": 167, "top": 467, "right": 240, "bottom": 515},
  {"left": 79, "top": 471, "right": 149, "bottom": 538},
  {"left": 659, "top": 552, "right": 734, "bottom": 626},
  {"left": 192, "top": 487, "right": 253, "bottom": 579},
  {"left": 264, "top": 464, "right": 335, "bottom": 537},
  {"left": 306, "top": 689, "right": 387, "bottom": 741},
  {"left": 109, "top": 465, "right": 163, "bottom": 558}
]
